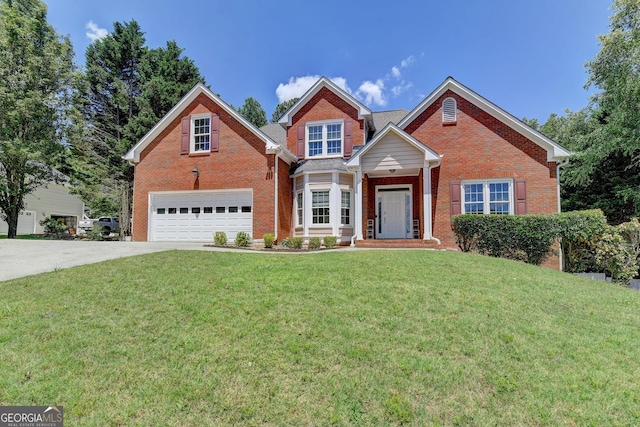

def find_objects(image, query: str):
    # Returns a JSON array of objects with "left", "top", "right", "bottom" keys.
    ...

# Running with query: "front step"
[{"left": 355, "top": 239, "right": 442, "bottom": 249}]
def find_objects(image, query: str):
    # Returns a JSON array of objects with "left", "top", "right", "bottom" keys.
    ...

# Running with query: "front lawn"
[{"left": 0, "top": 250, "right": 638, "bottom": 425}]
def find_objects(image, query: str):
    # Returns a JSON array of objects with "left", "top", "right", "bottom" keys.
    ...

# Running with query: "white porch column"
[
  {"left": 303, "top": 174, "right": 311, "bottom": 238},
  {"left": 355, "top": 168, "right": 363, "bottom": 240},
  {"left": 423, "top": 161, "right": 432, "bottom": 240},
  {"left": 331, "top": 172, "right": 340, "bottom": 236}
]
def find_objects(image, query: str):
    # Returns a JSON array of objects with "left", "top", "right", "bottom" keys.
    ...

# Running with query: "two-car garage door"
[{"left": 149, "top": 191, "right": 252, "bottom": 242}]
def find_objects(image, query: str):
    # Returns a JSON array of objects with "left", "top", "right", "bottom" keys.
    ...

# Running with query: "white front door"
[{"left": 379, "top": 190, "right": 411, "bottom": 239}]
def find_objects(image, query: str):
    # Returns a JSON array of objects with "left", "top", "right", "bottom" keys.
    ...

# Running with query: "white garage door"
[
  {"left": 0, "top": 210, "right": 36, "bottom": 235},
  {"left": 150, "top": 191, "right": 252, "bottom": 242}
]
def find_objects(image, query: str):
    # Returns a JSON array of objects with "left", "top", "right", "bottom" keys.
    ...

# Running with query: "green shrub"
[
  {"left": 289, "top": 236, "right": 303, "bottom": 249},
  {"left": 263, "top": 233, "right": 275, "bottom": 248},
  {"left": 87, "top": 226, "right": 105, "bottom": 241},
  {"left": 308, "top": 237, "right": 321, "bottom": 250},
  {"left": 214, "top": 231, "right": 227, "bottom": 246},
  {"left": 452, "top": 214, "right": 559, "bottom": 265},
  {"left": 324, "top": 236, "right": 337, "bottom": 249},
  {"left": 39, "top": 217, "right": 66, "bottom": 237},
  {"left": 235, "top": 231, "right": 252, "bottom": 247},
  {"left": 595, "top": 225, "right": 638, "bottom": 285},
  {"left": 279, "top": 237, "right": 290, "bottom": 248},
  {"left": 557, "top": 210, "right": 607, "bottom": 273}
]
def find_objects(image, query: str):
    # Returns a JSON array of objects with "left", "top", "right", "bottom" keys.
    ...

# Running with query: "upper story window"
[
  {"left": 442, "top": 97, "right": 457, "bottom": 124},
  {"left": 307, "top": 120, "right": 343, "bottom": 158},
  {"left": 462, "top": 180, "right": 512, "bottom": 215},
  {"left": 192, "top": 114, "right": 211, "bottom": 152}
]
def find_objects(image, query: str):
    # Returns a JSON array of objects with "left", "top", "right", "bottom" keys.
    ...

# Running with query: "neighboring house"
[
  {"left": 0, "top": 183, "right": 85, "bottom": 235},
  {"left": 124, "top": 76, "right": 571, "bottom": 259}
]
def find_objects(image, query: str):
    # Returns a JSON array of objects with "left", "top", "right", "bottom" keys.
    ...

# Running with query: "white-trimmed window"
[
  {"left": 341, "top": 190, "right": 351, "bottom": 226},
  {"left": 307, "top": 121, "right": 343, "bottom": 158},
  {"left": 295, "top": 191, "right": 303, "bottom": 227},
  {"left": 311, "top": 190, "right": 330, "bottom": 224},
  {"left": 192, "top": 114, "right": 211, "bottom": 152},
  {"left": 462, "top": 180, "right": 512, "bottom": 215},
  {"left": 442, "top": 97, "right": 457, "bottom": 123}
]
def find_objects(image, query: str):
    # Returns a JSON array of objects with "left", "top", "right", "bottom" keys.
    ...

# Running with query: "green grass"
[{"left": 1, "top": 250, "right": 639, "bottom": 426}]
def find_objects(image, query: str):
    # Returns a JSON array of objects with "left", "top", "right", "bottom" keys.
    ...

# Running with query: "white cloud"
[
  {"left": 86, "top": 21, "right": 108, "bottom": 41},
  {"left": 400, "top": 55, "right": 415, "bottom": 68},
  {"left": 356, "top": 79, "right": 386, "bottom": 107},
  {"left": 391, "top": 66, "right": 401, "bottom": 79},
  {"left": 275, "top": 75, "right": 352, "bottom": 103},
  {"left": 392, "top": 81, "right": 413, "bottom": 96}
]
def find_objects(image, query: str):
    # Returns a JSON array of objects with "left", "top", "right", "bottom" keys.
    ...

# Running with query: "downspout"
[
  {"left": 556, "top": 159, "right": 569, "bottom": 271},
  {"left": 273, "top": 151, "right": 279, "bottom": 241}
]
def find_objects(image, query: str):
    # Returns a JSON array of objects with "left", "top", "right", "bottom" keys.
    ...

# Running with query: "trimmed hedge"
[
  {"left": 452, "top": 210, "right": 609, "bottom": 266},
  {"left": 452, "top": 214, "right": 559, "bottom": 265}
]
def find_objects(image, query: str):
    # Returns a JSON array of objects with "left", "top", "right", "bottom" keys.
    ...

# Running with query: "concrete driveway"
[{"left": 0, "top": 240, "right": 226, "bottom": 282}]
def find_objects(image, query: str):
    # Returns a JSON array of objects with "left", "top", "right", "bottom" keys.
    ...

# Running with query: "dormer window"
[
  {"left": 442, "top": 97, "right": 457, "bottom": 124},
  {"left": 306, "top": 120, "right": 343, "bottom": 158}
]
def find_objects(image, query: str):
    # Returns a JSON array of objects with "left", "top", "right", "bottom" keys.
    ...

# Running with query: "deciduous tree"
[{"left": 0, "top": 0, "right": 74, "bottom": 238}]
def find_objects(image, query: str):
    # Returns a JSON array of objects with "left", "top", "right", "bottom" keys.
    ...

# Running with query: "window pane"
[
  {"left": 168, "top": 208, "right": 177, "bottom": 214},
  {"left": 216, "top": 207, "right": 225, "bottom": 213},
  {"left": 192, "top": 207, "right": 201, "bottom": 214},
  {"left": 308, "top": 141, "right": 322, "bottom": 157},
  {"left": 241, "top": 206, "right": 251, "bottom": 213},
  {"left": 180, "top": 207, "right": 188, "bottom": 214},
  {"left": 464, "top": 183, "right": 484, "bottom": 214},
  {"left": 204, "top": 207, "right": 213, "bottom": 213},
  {"left": 193, "top": 117, "right": 211, "bottom": 152},
  {"left": 229, "top": 206, "right": 238, "bottom": 213},
  {"left": 326, "top": 123, "right": 342, "bottom": 154},
  {"left": 341, "top": 191, "right": 350, "bottom": 225},
  {"left": 157, "top": 208, "right": 166, "bottom": 214},
  {"left": 308, "top": 125, "right": 322, "bottom": 141},
  {"left": 489, "top": 182, "right": 510, "bottom": 214},
  {"left": 490, "top": 202, "right": 510, "bottom": 214},
  {"left": 312, "top": 191, "right": 330, "bottom": 224},
  {"left": 296, "top": 192, "right": 303, "bottom": 226}
]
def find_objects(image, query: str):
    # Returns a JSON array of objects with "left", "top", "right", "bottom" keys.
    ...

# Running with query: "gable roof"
[
  {"left": 124, "top": 83, "right": 296, "bottom": 164},
  {"left": 277, "top": 77, "right": 373, "bottom": 128},
  {"left": 346, "top": 123, "right": 441, "bottom": 168},
  {"left": 397, "top": 77, "right": 572, "bottom": 162}
]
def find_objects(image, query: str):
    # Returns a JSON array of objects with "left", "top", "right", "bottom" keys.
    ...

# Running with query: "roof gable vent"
[{"left": 442, "top": 97, "right": 457, "bottom": 123}]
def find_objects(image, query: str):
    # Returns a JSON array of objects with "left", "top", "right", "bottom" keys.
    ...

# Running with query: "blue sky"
[{"left": 45, "top": 0, "right": 611, "bottom": 123}]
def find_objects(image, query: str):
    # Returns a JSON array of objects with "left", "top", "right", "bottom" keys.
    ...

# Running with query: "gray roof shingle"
[
  {"left": 260, "top": 123, "right": 286, "bottom": 145},
  {"left": 371, "top": 110, "right": 409, "bottom": 136}
]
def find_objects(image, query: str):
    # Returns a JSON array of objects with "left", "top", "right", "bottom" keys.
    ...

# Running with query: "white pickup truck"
[{"left": 78, "top": 216, "right": 120, "bottom": 234}]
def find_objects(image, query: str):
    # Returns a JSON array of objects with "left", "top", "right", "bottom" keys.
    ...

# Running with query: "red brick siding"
[
  {"left": 286, "top": 87, "right": 364, "bottom": 158},
  {"left": 404, "top": 90, "right": 559, "bottom": 250},
  {"left": 277, "top": 156, "right": 293, "bottom": 240},
  {"left": 132, "top": 93, "right": 276, "bottom": 241}
]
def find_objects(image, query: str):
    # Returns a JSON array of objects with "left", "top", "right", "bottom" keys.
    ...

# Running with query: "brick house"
[{"left": 124, "top": 76, "right": 571, "bottom": 255}]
